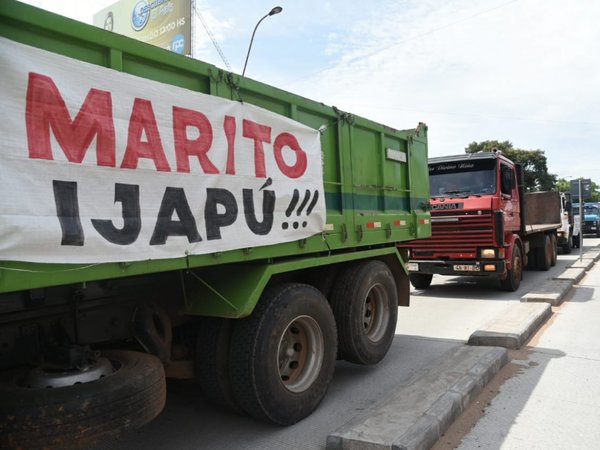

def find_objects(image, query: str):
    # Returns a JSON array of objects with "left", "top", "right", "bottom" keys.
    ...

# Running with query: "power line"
[{"left": 192, "top": 1, "right": 232, "bottom": 72}]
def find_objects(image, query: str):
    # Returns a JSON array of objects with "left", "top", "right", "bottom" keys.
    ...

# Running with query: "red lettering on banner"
[
  {"left": 26, "top": 72, "right": 116, "bottom": 166},
  {"left": 121, "top": 98, "right": 171, "bottom": 172},
  {"left": 242, "top": 119, "right": 271, "bottom": 178},
  {"left": 273, "top": 132, "right": 307, "bottom": 179},
  {"left": 224, "top": 115, "right": 236, "bottom": 175},
  {"left": 173, "top": 106, "right": 217, "bottom": 174},
  {"left": 23, "top": 73, "right": 313, "bottom": 180}
]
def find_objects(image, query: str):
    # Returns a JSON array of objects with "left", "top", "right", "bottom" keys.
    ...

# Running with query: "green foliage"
[
  {"left": 465, "top": 140, "right": 557, "bottom": 191},
  {"left": 592, "top": 181, "right": 600, "bottom": 202},
  {"left": 555, "top": 178, "right": 570, "bottom": 193}
]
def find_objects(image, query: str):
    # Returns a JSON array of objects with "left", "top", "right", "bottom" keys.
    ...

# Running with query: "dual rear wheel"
[{"left": 195, "top": 260, "right": 398, "bottom": 425}]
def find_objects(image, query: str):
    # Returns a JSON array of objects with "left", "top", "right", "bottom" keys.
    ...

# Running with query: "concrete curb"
[
  {"left": 569, "top": 258, "right": 595, "bottom": 271},
  {"left": 520, "top": 279, "right": 573, "bottom": 306},
  {"left": 583, "top": 249, "right": 600, "bottom": 261},
  {"left": 520, "top": 247, "right": 599, "bottom": 305},
  {"left": 471, "top": 245, "right": 600, "bottom": 350},
  {"left": 326, "top": 346, "right": 508, "bottom": 450},
  {"left": 554, "top": 267, "right": 586, "bottom": 284},
  {"left": 325, "top": 245, "right": 598, "bottom": 450},
  {"left": 467, "top": 303, "right": 551, "bottom": 349}
]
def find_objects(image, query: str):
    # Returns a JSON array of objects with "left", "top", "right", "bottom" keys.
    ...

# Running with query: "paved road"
[
  {"left": 453, "top": 241, "right": 600, "bottom": 450},
  {"left": 96, "top": 239, "right": 599, "bottom": 450},
  {"left": 398, "top": 241, "right": 592, "bottom": 342}
]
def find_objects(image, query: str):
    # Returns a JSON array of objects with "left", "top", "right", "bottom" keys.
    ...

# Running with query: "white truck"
[{"left": 558, "top": 192, "right": 581, "bottom": 253}]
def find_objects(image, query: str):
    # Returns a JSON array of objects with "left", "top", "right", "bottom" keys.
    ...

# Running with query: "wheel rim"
[
  {"left": 514, "top": 249, "right": 522, "bottom": 281},
  {"left": 277, "top": 315, "right": 324, "bottom": 393},
  {"left": 363, "top": 283, "right": 390, "bottom": 343},
  {"left": 19, "top": 357, "right": 117, "bottom": 389}
]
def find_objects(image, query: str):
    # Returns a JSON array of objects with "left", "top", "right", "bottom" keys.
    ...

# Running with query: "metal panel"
[{"left": 0, "top": 1, "right": 430, "bottom": 296}]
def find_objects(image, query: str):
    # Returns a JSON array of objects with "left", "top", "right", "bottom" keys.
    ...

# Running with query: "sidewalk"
[{"left": 452, "top": 253, "right": 600, "bottom": 449}]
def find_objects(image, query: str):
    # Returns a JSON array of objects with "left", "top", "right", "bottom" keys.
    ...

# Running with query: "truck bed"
[
  {"left": 522, "top": 191, "right": 561, "bottom": 236},
  {"left": 0, "top": 1, "right": 430, "bottom": 294},
  {"left": 522, "top": 223, "right": 562, "bottom": 236}
]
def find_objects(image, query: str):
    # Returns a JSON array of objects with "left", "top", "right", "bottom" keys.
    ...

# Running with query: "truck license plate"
[
  {"left": 406, "top": 262, "right": 419, "bottom": 271},
  {"left": 453, "top": 264, "right": 480, "bottom": 272}
]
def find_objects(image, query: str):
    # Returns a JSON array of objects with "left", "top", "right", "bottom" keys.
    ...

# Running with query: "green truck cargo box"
[{"left": 0, "top": 1, "right": 430, "bottom": 446}]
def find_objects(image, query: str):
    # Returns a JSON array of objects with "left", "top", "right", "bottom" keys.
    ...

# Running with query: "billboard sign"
[
  {"left": 93, "top": 0, "right": 191, "bottom": 55},
  {"left": 570, "top": 178, "right": 592, "bottom": 200}
]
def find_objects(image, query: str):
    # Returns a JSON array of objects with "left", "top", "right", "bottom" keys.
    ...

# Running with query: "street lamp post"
[
  {"left": 578, "top": 178, "right": 583, "bottom": 261},
  {"left": 242, "top": 6, "right": 283, "bottom": 77}
]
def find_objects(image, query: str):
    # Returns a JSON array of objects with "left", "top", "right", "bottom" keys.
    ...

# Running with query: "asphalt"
[{"left": 326, "top": 245, "right": 600, "bottom": 450}]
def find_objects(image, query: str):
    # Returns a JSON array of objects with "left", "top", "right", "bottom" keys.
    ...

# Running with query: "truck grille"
[{"left": 411, "top": 211, "right": 495, "bottom": 255}]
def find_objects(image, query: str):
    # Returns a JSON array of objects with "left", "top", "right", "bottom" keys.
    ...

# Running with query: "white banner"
[{"left": 0, "top": 37, "right": 325, "bottom": 264}]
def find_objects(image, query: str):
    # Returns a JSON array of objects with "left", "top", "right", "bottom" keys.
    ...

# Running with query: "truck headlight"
[{"left": 480, "top": 248, "right": 496, "bottom": 258}]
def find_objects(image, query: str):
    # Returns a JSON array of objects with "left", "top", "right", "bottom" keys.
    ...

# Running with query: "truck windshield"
[
  {"left": 573, "top": 206, "right": 599, "bottom": 216},
  {"left": 428, "top": 159, "right": 496, "bottom": 197}
]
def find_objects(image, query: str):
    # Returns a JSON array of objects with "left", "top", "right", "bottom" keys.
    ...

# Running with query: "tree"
[
  {"left": 465, "top": 140, "right": 557, "bottom": 191},
  {"left": 555, "top": 178, "right": 570, "bottom": 193}
]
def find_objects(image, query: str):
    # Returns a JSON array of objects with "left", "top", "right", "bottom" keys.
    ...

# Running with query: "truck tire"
[
  {"left": 195, "top": 318, "right": 241, "bottom": 413},
  {"left": 550, "top": 234, "right": 557, "bottom": 266},
  {"left": 500, "top": 245, "right": 522, "bottom": 291},
  {"left": 409, "top": 273, "right": 433, "bottom": 289},
  {"left": 229, "top": 283, "right": 337, "bottom": 425},
  {"left": 330, "top": 260, "right": 398, "bottom": 365},
  {"left": 536, "top": 235, "right": 552, "bottom": 271},
  {"left": 527, "top": 248, "right": 538, "bottom": 270},
  {"left": 0, "top": 350, "right": 165, "bottom": 450},
  {"left": 562, "top": 236, "right": 572, "bottom": 254}
]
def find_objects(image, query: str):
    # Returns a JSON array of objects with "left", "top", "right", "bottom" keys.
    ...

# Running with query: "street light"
[{"left": 242, "top": 6, "right": 283, "bottom": 77}]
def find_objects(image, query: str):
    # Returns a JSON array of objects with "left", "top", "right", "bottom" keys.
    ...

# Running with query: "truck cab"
[
  {"left": 573, "top": 202, "right": 600, "bottom": 237},
  {"left": 401, "top": 150, "right": 561, "bottom": 292},
  {"left": 558, "top": 192, "right": 581, "bottom": 252},
  {"left": 401, "top": 151, "right": 522, "bottom": 290}
]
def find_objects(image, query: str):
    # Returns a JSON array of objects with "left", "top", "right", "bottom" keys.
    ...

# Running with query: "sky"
[{"left": 18, "top": 0, "right": 600, "bottom": 183}]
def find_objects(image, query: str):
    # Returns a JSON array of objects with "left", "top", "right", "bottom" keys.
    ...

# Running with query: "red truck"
[{"left": 401, "top": 151, "right": 561, "bottom": 291}]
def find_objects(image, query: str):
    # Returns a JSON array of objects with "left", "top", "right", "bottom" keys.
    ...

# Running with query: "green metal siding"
[{"left": 0, "top": 1, "right": 430, "bottom": 297}]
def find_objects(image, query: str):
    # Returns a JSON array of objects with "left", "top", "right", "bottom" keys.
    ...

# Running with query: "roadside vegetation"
[{"left": 465, "top": 140, "right": 599, "bottom": 200}]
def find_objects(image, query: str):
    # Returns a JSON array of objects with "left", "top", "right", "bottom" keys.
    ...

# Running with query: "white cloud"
[
  {"left": 283, "top": 0, "right": 600, "bottom": 180},
  {"left": 17, "top": 0, "right": 600, "bottom": 181}
]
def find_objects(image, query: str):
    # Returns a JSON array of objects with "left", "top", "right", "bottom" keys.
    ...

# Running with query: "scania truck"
[
  {"left": 400, "top": 151, "right": 561, "bottom": 291},
  {"left": 0, "top": 2, "right": 430, "bottom": 448}
]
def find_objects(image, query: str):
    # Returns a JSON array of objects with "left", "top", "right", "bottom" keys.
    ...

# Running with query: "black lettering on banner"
[
  {"left": 150, "top": 187, "right": 202, "bottom": 245},
  {"left": 243, "top": 188, "right": 275, "bottom": 235},
  {"left": 91, "top": 183, "right": 141, "bottom": 245},
  {"left": 53, "top": 180, "right": 84, "bottom": 246},
  {"left": 205, "top": 188, "right": 238, "bottom": 240}
]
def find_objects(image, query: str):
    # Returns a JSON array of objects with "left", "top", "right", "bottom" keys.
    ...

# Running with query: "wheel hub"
[
  {"left": 22, "top": 357, "right": 116, "bottom": 389},
  {"left": 277, "top": 315, "right": 324, "bottom": 393},
  {"left": 363, "top": 284, "right": 389, "bottom": 343}
]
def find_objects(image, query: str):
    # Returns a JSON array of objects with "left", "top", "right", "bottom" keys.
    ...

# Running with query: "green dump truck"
[{"left": 0, "top": 2, "right": 430, "bottom": 447}]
